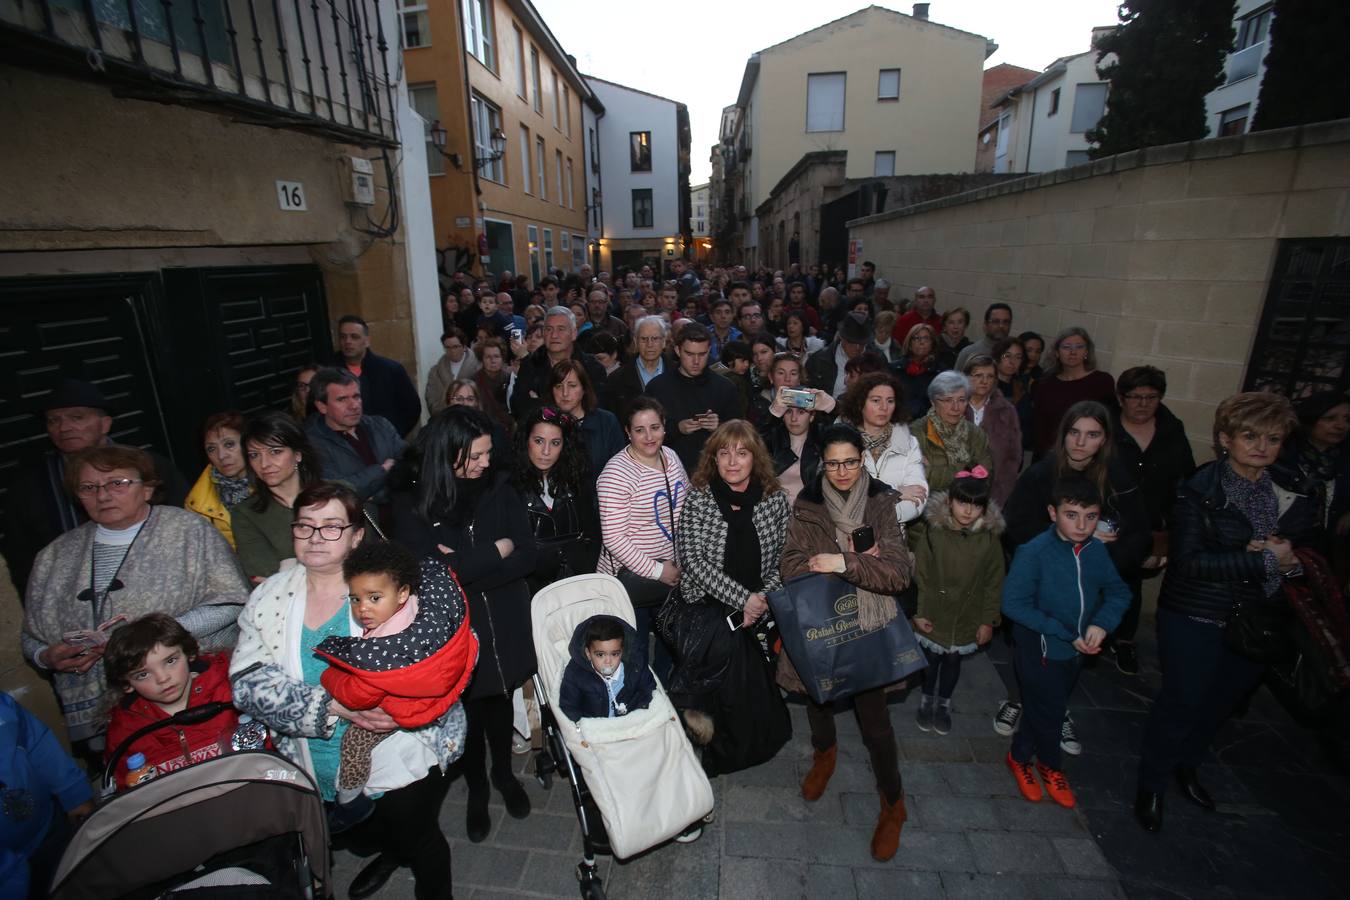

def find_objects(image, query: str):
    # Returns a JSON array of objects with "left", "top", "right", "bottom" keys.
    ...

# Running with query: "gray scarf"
[{"left": 821, "top": 469, "right": 898, "bottom": 633}]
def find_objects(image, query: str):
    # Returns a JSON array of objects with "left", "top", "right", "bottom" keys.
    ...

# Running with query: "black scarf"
[
  {"left": 711, "top": 476, "right": 764, "bottom": 593},
  {"left": 445, "top": 471, "right": 492, "bottom": 527}
]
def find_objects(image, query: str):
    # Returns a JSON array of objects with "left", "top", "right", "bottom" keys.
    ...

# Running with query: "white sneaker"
[
  {"left": 993, "top": 701, "right": 1022, "bottom": 737},
  {"left": 1060, "top": 714, "right": 1082, "bottom": 756},
  {"left": 511, "top": 733, "right": 531, "bottom": 755}
]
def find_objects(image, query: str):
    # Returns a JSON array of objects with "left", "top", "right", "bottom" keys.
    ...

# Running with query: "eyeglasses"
[
  {"left": 822, "top": 458, "right": 863, "bottom": 472},
  {"left": 1060, "top": 343, "right": 1088, "bottom": 352},
  {"left": 1122, "top": 393, "right": 1161, "bottom": 403},
  {"left": 76, "top": 478, "right": 142, "bottom": 496},
  {"left": 291, "top": 522, "right": 358, "bottom": 541}
]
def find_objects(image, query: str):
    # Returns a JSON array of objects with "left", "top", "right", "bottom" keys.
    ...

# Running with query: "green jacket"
[
  {"left": 915, "top": 416, "right": 993, "bottom": 496},
  {"left": 913, "top": 491, "right": 1005, "bottom": 652}
]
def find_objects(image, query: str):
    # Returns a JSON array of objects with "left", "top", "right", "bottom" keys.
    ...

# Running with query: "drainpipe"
[
  {"left": 1023, "top": 88, "right": 1037, "bottom": 174},
  {"left": 594, "top": 105, "right": 605, "bottom": 273}
]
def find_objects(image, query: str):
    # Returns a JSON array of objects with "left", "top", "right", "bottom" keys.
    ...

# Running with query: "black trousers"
[
  {"left": 1137, "top": 608, "right": 1265, "bottom": 793},
  {"left": 337, "top": 766, "right": 452, "bottom": 898},
  {"left": 1010, "top": 630, "right": 1081, "bottom": 770},
  {"left": 460, "top": 694, "right": 515, "bottom": 792},
  {"left": 921, "top": 647, "right": 964, "bottom": 700},
  {"left": 805, "top": 687, "right": 902, "bottom": 803},
  {"left": 1116, "top": 574, "right": 1144, "bottom": 642}
]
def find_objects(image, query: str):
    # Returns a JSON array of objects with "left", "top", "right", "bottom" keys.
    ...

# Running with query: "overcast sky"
[{"left": 532, "top": 0, "right": 1124, "bottom": 184}]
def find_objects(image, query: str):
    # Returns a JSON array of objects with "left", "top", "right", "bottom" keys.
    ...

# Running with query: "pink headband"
[{"left": 955, "top": 465, "right": 989, "bottom": 480}]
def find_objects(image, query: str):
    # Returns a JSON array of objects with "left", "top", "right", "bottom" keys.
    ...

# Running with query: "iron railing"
[{"left": 0, "top": 0, "right": 398, "bottom": 145}]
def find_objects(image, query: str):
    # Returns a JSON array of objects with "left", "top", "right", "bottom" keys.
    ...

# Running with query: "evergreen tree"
[
  {"left": 1087, "top": 0, "right": 1236, "bottom": 158},
  {"left": 1252, "top": 0, "right": 1350, "bottom": 131}
]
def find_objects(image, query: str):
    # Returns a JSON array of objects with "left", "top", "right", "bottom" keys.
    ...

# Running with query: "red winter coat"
[{"left": 105, "top": 652, "right": 240, "bottom": 788}]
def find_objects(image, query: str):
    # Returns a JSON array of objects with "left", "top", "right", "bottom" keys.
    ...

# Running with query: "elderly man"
[
  {"left": 510, "top": 305, "right": 609, "bottom": 418},
  {"left": 805, "top": 311, "right": 872, "bottom": 398},
  {"left": 305, "top": 368, "right": 405, "bottom": 510},
  {"left": 578, "top": 285, "right": 628, "bottom": 351},
  {"left": 872, "top": 279, "right": 893, "bottom": 311},
  {"left": 955, "top": 303, "right": 1014, "bottom": 371},
  {"left": 424, "top": 327, "right": 480, "bottom": 415},
  {"left": 609, "top": 315, "right": 672, "bottom": 415},
  {"left": 3, "top": 379, "right": 190, "bottom": 596},
  {"left": 334, "top": 314, "right": 421, "bottom": 437},
  {"left": 645, "top": 322, "right": 744, "bottom": 470},
  {"left": 893, "top": 286, "right": 941, "bottom": 343}
]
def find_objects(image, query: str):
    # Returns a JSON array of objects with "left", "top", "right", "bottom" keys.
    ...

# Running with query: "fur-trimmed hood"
[{"left": 923, "top": 491, "right": 1006, "bottom": 537}]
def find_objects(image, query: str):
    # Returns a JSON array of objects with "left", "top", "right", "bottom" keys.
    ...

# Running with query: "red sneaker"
[
  {"left": 1006, "top": 752, "right": 1043, "bottom": 803},
  {"left": 1036, "top": 762, "right": 1076, "bottom": 809}
]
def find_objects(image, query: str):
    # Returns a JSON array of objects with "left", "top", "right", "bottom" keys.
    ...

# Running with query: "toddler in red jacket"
[
  {"left": 315, "top": 542, "right": 477, "bottom": 833},
  {"left": 104, "top": 614, "right": 239, "bottom": 788}
]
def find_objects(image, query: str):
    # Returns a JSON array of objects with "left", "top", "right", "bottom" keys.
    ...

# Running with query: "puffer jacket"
[
  {"left": 1157, "top": 460, "right": 1282, "bottom": 621},
  {"left": 1113, "top": 403, "right": 1196, "bottom": 530},
  {"left": 105, "top": 652, "right": 240, "bottom": 785},
  {"left": 185, "top": 467, "right": 238, "bottom": 549},
  {"left": 913, "top": 493, "right": 1006, "bottom": 652},
  {"left": 557, "top": 615, "right": 657, "bottom": 722},
  {"left": 843, "top": 419, "right": 929, "bottom": 523},
  {"left": 315, "top": 560, "right": 478, "bottom": 729}
]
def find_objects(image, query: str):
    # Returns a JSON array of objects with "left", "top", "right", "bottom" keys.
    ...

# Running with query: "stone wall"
[{"left": 849, "top": 119, "right": 1350, "bottom": 457}]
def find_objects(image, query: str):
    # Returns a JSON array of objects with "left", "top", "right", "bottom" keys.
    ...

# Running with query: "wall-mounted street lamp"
[{"left": 429, "top": 121, "right": 507, "bottom": 171}]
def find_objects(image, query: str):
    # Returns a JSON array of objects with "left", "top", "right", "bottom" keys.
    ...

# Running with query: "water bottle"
[
  {"left": 231, "top": 714, "right": 268, "bottom": 751},
  {"left": 125, "top": 752, "right": 157, "bottom": 787}
]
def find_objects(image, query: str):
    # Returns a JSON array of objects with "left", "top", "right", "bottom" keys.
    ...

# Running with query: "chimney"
[
  {"left": 1090, "top": 26, "right": 1115, "bottom": 50},
  {"left": 912, "top": 3, "right": 929, "bottom": 20}
]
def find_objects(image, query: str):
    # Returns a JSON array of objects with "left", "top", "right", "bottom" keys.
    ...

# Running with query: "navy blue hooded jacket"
[{"left": 557, "top": 615, "right": 657, "bottom": 721}]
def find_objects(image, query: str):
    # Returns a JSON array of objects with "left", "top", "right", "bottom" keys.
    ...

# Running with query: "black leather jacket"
[{"left": 520, "top": 480, "right": 601, "bottom": 593}]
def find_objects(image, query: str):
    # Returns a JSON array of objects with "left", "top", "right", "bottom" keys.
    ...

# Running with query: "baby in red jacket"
[
  {"left": 104, "top": 614, "right": 239, "bottom": 788},
  {"left": 316, "top": 542, "right": 477, "bottom": 833}
]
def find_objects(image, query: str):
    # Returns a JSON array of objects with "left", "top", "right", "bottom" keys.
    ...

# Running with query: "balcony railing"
[
  {"left": 1225, "top": 41, "right": 1263, "bottom": 84},
  {"left": 0, "top": 0, "right": 398, "bottom": 145}
]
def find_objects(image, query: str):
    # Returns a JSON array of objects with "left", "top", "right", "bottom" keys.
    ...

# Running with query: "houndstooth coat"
[{"left": 675, "top": 485, "right": 790, "bottom": 611}]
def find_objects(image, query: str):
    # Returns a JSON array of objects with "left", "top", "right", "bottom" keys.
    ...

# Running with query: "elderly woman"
[
  {"left": 963, "top": 355, "right": 1022, "bottom": 506},
  {"left": 936, "top": 308, "right": 972, "bottom": 371},
  {"left": 781, "top": 423, "right": 913, "bottom": 862},
  {"left": 837, "top": 371, "right": 929, "bottom": 525},
  {"left": 1134, "top": 393, "right": 1300, "bottom": 833},
  {"left": 23, "top": 446, "right": 246, "bottom": 760},
  {"left": 550, "top": 359, "right": 624, "bottom": 477},
  {"left": 389, "top": 407, "right": 538, "bottom": 844},
  {"left": 1030, "top": 326, "right": 1116, "bottom": 457},
  {"left": 185, "top": 410, "right": 251, "bottom": 549},
  {"left": 872, "top": 311, "right": 902, "bottom": 364},
  {"left": 916, "top": 371, "right": 994, "bottom": 496},
  {"left": 233, "top": 411, "right": 323, "bottom": 583},
  {"left": 230, "top": 482, "right": 463, "bottom": 898},
  {"left": 778, "top": 309, "right": 825, "bottom": 361},
  {"left": 892, "top": 324, "right": 941, "bottom": 419},
  {"left": 470, "top": 338, "right": 513, "bottom": 430}
]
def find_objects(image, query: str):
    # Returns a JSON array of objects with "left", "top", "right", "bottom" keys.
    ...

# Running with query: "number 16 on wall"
[{"left": 276, "top": 181, "right": 307, "bottom": 212}]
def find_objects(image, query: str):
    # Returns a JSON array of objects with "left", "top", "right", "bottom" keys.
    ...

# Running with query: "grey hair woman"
[{"left": 916, "top": 371, "right": 993, "bottom": 495}]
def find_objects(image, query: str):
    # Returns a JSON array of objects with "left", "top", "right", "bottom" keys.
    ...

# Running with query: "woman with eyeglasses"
[
  {"left": 388, "top": 407, "right": 537, "bottom": 844},
  {"left": 289, "top": 364, "right": 319, "bottom": 423},
  {"left": 1030, "top": 326, "right": 1117, "bottom": 458},
  {"left": 22, "top": 445, "right": 247, "bottom": 766},
  {"left": 513, "top": 405, "right": 602, "bottom": 596},
  {"left": 780, "top": 423, "right": 914, "bottom": 862},
  {"left": 233, "top": 411, "right": 323, "bottom": 583},
  {"left": 891, "top": 323, "right": 942, "bottom": 419},
  {"left": 231, "top": 481, "right": 463, "bottom": 899}
]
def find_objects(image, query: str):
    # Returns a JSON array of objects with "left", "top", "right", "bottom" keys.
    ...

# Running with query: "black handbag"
[{"left": 1224, "top": 596, "right": 1293, "bottom": 663}]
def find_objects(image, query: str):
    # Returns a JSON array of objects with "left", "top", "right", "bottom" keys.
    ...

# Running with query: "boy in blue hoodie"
[
  {"left": 558, "top": 616, "right": 656, "bottom": 722},
  {"left": 1001, "top": 478, "right": 1130, "bottom": 809}
]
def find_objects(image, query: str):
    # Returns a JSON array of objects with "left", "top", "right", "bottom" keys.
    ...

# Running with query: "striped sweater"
[{"left": 596, "top": 446, "right": 688, "bottom": 579}]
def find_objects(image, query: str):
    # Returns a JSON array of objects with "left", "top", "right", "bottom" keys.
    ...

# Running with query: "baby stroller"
[
  {"left": 48, "top": 703, "right": 331, "bottom": 899},
  {"left": 530, "top": 574, "right": 714, "bottom": 899}
]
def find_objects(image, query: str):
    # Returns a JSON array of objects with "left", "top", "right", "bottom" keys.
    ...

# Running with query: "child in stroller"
[
  {"left": 558, "top": 615, "right": 656, "bottom": 721},
  {"left": 314, "top": 543, "right": 478, "bottom": 833}
]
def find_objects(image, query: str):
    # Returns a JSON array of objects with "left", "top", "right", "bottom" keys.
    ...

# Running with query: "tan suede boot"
[
  {"left": 800, "top": 744, "right": 837, "bottom": 801},
  {"left": 870, "top": 793, "right": 908, "bottom": 861}
]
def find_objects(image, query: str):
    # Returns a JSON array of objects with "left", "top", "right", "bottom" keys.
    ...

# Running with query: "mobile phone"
[
  {"left": 63, "top": 630, "right": 101, "bottom": 648},
  {"left": 510, "top": 327, "right": 523, "bottom": 343},
  {"left": 779, "top": 388, "right": 816, "bottom": 410},
  {"left": 726, "top": 612, "right": 742, "bottom": 631},
  {"left": 850, "top": 525, "right": 876, "bottom": 553}
]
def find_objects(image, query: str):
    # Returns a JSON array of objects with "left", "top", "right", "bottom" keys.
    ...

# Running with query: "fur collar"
[{"left": 923, "top": 491, "right": 1006, "bottom": 536}]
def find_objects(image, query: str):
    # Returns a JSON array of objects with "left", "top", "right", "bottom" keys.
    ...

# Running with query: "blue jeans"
[
  {"left": 633, "top": 605, "right": 674, "bottom": 685},
  {"left": 1011, "top": 627, "right": 1082, "bottom": 770},
  {"left": 1137, "top": 608, "right": 1266, "bottom": 792}
]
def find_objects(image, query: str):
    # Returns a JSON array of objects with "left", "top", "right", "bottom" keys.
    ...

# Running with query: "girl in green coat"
[{"left": 912, "top": 469, "right": 1005, "bottom": 734}]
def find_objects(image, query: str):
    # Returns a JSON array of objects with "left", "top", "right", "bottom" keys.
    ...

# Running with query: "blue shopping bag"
[{"left": 767, "top": 572, "right": 927, "bottom": 704}]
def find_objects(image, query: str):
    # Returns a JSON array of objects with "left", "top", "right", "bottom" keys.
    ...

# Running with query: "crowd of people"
[{"left": 5, "top": 258, "right": 1350, "bottom": 899}]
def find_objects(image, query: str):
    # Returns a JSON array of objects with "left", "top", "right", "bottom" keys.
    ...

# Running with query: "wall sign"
[{"left": 277, "top": 181, "right": 308, "bottom": 212}]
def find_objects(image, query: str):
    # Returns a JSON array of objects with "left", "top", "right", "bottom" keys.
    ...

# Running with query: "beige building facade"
[{"left": 849, "top": 119, "right": 1350, "bottom": 458}]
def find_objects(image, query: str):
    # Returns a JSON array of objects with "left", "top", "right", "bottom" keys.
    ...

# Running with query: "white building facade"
[{"left": 1203, "top": 0, "right": 1274, "bottom": 137}]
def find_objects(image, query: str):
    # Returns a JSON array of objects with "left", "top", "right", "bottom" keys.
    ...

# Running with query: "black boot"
[
  {"left": 1134, "top": 788, "right": 1164, "bottom": 832},
  {"left": 466, "top": 780, "right": 492, "bottom": 843},
  {"left": 349, "top": 853, "right": 400, "bottom": 900},
  {"left": 1176, "top": 767, "right": 1215, "bottom": 811},
  {"left": 492, "top": 767, "right": 532, "bottom": 819}
]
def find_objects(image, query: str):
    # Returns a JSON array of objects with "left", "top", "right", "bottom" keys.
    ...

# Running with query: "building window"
[
  {"left": 471, "top": 93, "right": 503, "bottom": 183},
  {"left": 630, "top": 131, "right": 652, "bottom": 172},
  {"left": 565, "top": 157, "right": 574, "bottom": 208},
  {"left": 555, "top": 150, "right": 564, "bottom": 206},
  {"left": 877, "top": 68, "right": 900, "bottom": 101},
  {"left": 1236, "top": 5, "right": 1274, "bottom": 50},
  {"left": 530, "top": 45, "right": 542, "bottom": 114},
  {"left": 696, "top": 219, "right": 704, "bottom": 232},
  {"left": 1069, "top": 82, "right": 1107, "bottom": 134},
  {"left": 513, "top": 25, "right": 526, "bottom": 98},
  {"left": 806, "top": 72, "right": 846, "bottom": 132},
  {"left": 873, "top": 151, "right": 895, "bottom": 177},
  {"left": 632, "top": 189, "right": 653, "bottom": 228},
  {"left": 408, "top": 83, "right": 443, "bottom": 176},
  {"left": 551, "top": 69, "right": 560, "bottom": 128},
  {"left": 572, "top": 234, "right": 585, "bottom": 271},
  {"left": 543, "top": 228, "right": 554, "bottom": 271},
  {"left": 589, "top": 126, "right": 598, "bottom": 170},
  {"left": 462, "top": 0, "right": 494, "bottom": 70},
  {"left": 519, "top": 125, "right": 532, "bottom": 193},
  {"left": 536, "top": 135, "right": 547, "bottom": 199},
  {"left": 1218, "top": 104, "right": 1250, "bottom": 136},
  {"left": 1048, "top": 87, "right": 1061, "bottom": 116},
  {"left": 563, "top": 85, "right": 572, "bottom": 137},
  {"left": 1065, "top": 150, "right": 1091, "bottom": 167},
  {"left": 528, "top": 224, "right": 541, "bottom": 283},
  {"left": 400, "top": 0, "right": 429, "bottom": 49}
]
